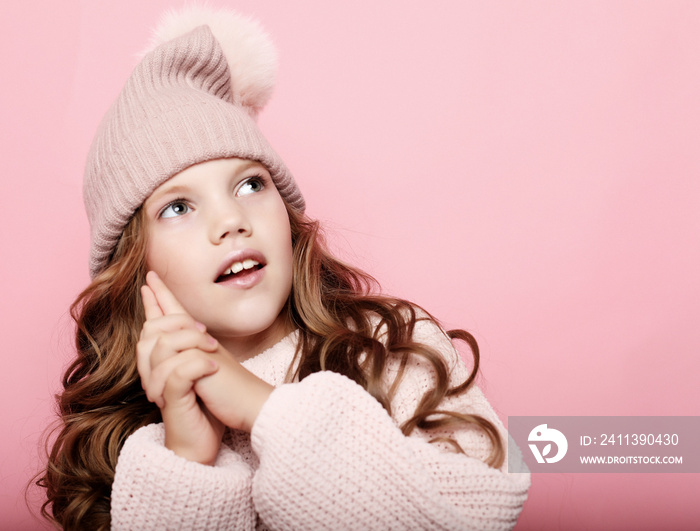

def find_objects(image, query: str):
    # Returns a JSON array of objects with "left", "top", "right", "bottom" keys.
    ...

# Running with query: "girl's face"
[{"left": 143, "top": 158, "right": 294, "bottom": 359}]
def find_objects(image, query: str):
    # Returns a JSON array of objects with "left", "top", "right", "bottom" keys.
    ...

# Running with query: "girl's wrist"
[{"left": 241, "top": 379, "right": 273, "bottom": 432}]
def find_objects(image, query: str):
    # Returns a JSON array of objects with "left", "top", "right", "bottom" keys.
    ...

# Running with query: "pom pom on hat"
[{"left": 141, "top": 5, "right": 278, "bottom": 116}]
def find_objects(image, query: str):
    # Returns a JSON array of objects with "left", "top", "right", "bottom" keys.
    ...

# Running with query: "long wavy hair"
[{"left": 38, "top": 199, "right": 503, "bottom": 529}]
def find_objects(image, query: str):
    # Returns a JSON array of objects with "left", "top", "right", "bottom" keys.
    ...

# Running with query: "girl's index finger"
[
  {"left": 145, "top": 271, "right": 189, "bottom": 316},
  {"left": 140, "top": 284, "right": 163, "bottom": 321}
]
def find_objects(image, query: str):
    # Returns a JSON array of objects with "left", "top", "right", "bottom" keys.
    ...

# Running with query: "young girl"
[{"left": 40, "top": 7, "right": 529, "bottom": 530}]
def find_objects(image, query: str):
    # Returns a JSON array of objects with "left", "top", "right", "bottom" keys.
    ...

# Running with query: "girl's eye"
[
  {"left": 159, "top": 201, "right": 191, "bottom": 219},
  {"left": 237, "top": 177, "right": 265, "bottom": 196}
]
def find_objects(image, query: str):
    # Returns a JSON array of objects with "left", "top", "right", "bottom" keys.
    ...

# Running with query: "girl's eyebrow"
[
  {"left": 146, "top": 184, "right": 192, "bottom": 207},
  {"left": 234, "top": 160, "right": 270, "bottom": 176},
  {"left": 145, "top": 160, "right": 268, "bottom": 208},
  {"left": 237, "top": 160, "right": 262, "bottom": 172},
  {"left": 157, "top": 184, "right": 189, "bottom": 196}
]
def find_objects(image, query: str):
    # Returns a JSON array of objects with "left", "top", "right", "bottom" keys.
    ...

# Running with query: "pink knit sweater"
[{"left": 110, "top": 318, "right": 530, "bottom": 530}]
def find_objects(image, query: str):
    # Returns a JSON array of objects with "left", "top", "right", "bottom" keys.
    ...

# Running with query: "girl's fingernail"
[
  {"left": 210, "top": 360, "right": 218, "bottom": 370},
  {"left": 195, "top": 322, "right": 206, "bottom": 332},
  {"left": 208, "top": 335, "right": 217, "bottom": 345}
]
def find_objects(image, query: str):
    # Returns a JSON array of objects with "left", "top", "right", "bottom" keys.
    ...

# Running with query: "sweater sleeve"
[
  {"left": 250, "top": 319, "right": 530, "bottom": 530},
  {"left": 110, "top": 423, "right": 256, "bottom": 530}
]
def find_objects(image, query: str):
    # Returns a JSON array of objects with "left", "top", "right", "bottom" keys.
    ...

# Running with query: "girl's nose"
[{"left": 207, "top": 201, "right": 251, "bottom": 244}]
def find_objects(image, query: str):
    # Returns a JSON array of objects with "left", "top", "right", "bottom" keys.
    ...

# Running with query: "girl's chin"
[{"left": 211, "top": 314, "right": 291, "bottom": 347}]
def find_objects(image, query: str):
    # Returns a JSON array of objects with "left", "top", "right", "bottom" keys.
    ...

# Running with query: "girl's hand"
[
  {"left": 193, "top": 347, "right": 274, "bottom": 433},
  {"left": 137, "top": 271, "right": 224, "bottom": 465}
]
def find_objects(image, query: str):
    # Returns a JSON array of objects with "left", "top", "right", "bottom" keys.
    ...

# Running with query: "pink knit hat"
[{"left": 83, "top": 8, "right": 304, "bottom": 277}]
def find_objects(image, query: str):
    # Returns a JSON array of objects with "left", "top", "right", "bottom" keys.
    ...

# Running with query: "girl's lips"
[
  {"left": 215, "top": 248, "right": 267, "bottom": 281},
  {"left": 215, "top": 264, "right": 265, "bottom": 289}
]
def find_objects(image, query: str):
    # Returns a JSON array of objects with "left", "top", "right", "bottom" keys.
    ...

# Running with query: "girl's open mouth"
[{"left": 215, "top": 259, "right": 265, "bottom": 283}]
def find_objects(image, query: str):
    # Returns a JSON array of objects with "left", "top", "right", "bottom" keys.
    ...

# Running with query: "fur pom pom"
[{"left": 141, "top": 5, "right": 278, "bottom": 116}]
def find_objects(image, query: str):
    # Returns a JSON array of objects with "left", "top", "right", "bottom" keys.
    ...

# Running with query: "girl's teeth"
[{"left": 224, "top": 259, "right": 260, "bottom": 276}]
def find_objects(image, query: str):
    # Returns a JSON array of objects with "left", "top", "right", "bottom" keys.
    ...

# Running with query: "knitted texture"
[
  {"left": 84, "top": 21, "right": 304, "bottom": 277},
  {"left": 111, "top": 320, "right": 530, "bottom": 530}
]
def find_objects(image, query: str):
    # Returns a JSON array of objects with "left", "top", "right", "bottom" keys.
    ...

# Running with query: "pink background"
[{"left": 2, "top": 1, "right": 699, "bottom": 529}]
